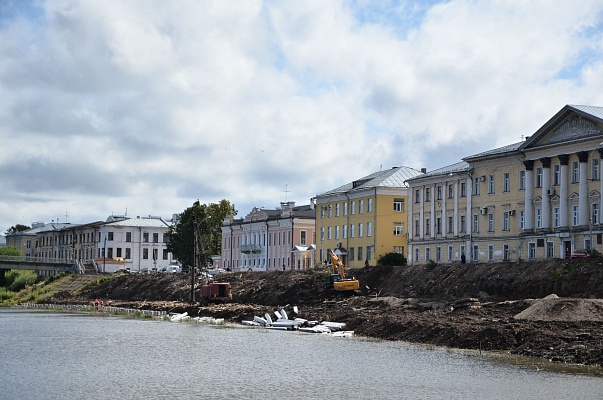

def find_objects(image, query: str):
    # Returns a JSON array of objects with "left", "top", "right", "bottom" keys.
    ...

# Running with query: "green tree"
[
  {"left": 167, "top": 200, "right": 237, "bottom": 267},
  {"left": 0, "top": 246, "right": 22, "bottom": 257},
  {"left": 377, "top": 252, "right": 407, "bottom": 267},
  {"left": 5, "top": 224, "right": 30, "bottom": 235}
]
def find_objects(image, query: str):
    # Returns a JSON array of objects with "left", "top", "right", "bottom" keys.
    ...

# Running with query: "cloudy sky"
[{"left": 1, "top": 0, "right": 603, "bottom": 232}]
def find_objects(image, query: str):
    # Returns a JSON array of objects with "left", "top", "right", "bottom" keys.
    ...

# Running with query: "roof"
[
  {"left": 229, "top": 204, "right": 316, "bottom": 224},
  {"left": 8, "top": 223, "right": 76, "bottom": 236},
  {"left": 569, "top": 104, "right": 603, "bottom": 120},
  {"left": 105, "top": 217, "right": 170, "bottom": 228},
  {"left": 317, "top": 166, "right": 422, "bottom": 197},
  {"left": 405, "top": 161, "right": 472, "bottom": 182},
  {"left": 463, "top": 141, "right": 523, "bottom": 162}
]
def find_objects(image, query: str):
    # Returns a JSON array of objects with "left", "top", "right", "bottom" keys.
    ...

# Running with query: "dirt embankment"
[{"left": 53, "top": 258, "right": 603, "bottom": 367}]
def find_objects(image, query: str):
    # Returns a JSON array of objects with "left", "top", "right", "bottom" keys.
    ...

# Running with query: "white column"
[
  {"left": 430, "top": 183, "right": 436, "bottom": 239},
  {"left": 559, "top": 155, "right": 569, "bottom": 229},
  {"left": 541, "top": 157, "right": 551, "bottom": 230},
  {"left": 441, "top": 182, "right": 447, "bottom": 239},
  {"left": 419, "top": 187, "right": 424, "bottom": 239},
  {"left": 524, "top": 160, "right": 534, "bottom": 232},
  {"left": 453, "top": 181, "right": 459, "bottom": 237},
  {"left": 578, "top": 151, "right": 589, "bottom": 227}
]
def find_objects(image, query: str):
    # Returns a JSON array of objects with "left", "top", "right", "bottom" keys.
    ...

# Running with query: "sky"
[{"left": 1, "top": 0, "right": 603, "bottom": 233}]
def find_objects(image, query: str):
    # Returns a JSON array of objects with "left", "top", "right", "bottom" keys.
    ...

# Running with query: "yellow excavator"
[{"left": 326, "top": 252, "right": 360, "bottom": 293}]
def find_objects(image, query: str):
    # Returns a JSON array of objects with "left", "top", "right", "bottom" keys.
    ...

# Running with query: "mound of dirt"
[{"left": 514, "top": 294, "right": 603, "bottom": 322}]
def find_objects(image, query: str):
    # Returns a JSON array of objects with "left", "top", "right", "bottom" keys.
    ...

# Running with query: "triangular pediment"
[{"left": 521, "top": 105, "right": 603, "bottom": 150}]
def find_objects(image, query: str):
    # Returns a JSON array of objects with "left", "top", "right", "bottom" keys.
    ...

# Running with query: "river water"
[{"left": 1, "top": 309, "right": 602, "bottom": 400}]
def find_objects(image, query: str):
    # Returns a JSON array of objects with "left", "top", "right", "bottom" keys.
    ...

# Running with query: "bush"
[
  {"left": 4, "top": 270, "right": 39, "bottom": 292},
  {"left": 377, "top": 252, "right": 407, "bottom": 266},
  {"left": 0, "top": 287, "right": 14, "bottom": 301}
]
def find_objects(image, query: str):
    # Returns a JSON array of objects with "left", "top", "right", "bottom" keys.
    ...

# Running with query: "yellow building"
[
  {"left": 314, "top": 166, "right": 421, "bottom": 268},
  {"left": 408, "top": 104, "right": 603, "bottom": 264}
]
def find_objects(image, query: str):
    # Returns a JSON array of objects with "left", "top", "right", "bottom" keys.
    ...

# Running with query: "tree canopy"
[
  {"left": 0, "top": 246, "right": 23, "bottom": 257},
  {"left": 167, "top": 200, "right": 237, "bottom": 267},
  {"left": 5, "top": 224, "right": 30, "bottom": 235}
]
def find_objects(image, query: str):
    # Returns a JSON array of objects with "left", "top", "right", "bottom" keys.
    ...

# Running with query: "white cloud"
[{"left": 1, "top": 0, "right": 603, "bottom": 231}]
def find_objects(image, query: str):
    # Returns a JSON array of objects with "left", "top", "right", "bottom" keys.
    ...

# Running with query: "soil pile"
[{"left": 49, "top": 258, "right": 603, "bottom": 367}]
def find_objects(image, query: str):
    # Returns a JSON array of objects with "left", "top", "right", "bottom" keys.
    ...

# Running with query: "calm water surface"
[{"left": 1, "top": 309, "right": 602, "bottom": 400}]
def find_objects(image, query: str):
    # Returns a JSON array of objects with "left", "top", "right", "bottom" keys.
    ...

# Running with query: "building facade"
[
  {"left": 314, "top": 166, "right": 422, "bottom": 268},
  {"left": 220, "top": 202, "right": 316, "bottom": 272},
  {"left": 407, "top": 104, "right": 603, "bottom": 264}
]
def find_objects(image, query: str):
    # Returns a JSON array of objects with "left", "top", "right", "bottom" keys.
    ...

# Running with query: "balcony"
[{"left": 241, "top": 244, "right": 262, "bottom": 254}]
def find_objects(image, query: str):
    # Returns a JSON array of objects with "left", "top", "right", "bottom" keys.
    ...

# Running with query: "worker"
[{"left": 365, "top": 259, "right": 369, "bottom": 268}]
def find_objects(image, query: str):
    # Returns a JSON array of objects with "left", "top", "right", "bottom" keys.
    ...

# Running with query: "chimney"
[{"left": 421, "top": 168, "right": 427, "bottom": 174}]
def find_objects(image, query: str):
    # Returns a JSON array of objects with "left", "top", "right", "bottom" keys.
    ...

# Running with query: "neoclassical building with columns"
[{"left": 407, "top": 104, "right": 603, "bottom": 265}]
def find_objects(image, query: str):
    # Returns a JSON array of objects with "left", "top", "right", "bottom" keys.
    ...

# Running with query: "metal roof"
[
  {"left": 463, "top": 141, "right": 523, "bottom": 161},
  {"left": 569, "top": 104, "right": 603, "bottom": 121},
  {"left": 105, "top": 217, "right": 170, "bottom": 228},
  {"left": 405, "top": 161, "right": 472, "bottom": 181},
  {"left": 317, "top": 166, "right": 422, "bottom": 197}
]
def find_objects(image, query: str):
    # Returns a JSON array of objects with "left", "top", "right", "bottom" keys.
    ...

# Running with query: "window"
[
  {"left": 327, "top": 227, "right": 332, "bottom": 240},
  {"left": 350, "top": 224, "right": 355, "bottom": 238},
  {"left": 488, "top": 245, "right": 494, "bottom": 261},
  {"left": 126, "top": 232, "right": 131, "bottom": 242},
  {"left": 536, "top": 167, "right": 543, "bottom": 188},
  {"left": 394, "top": 198, "right": 405, "bottom": 212},
  {"left": 536, "top": 208, "right": 542, "bottom": 229},
  {"left": 519, "top": 170, "right": 525, "bottom": 190},
  {"left": 553, "top": 164, "right": 560, "bottom": 185},
  {"left": 553, "top": 207, "right": 560, "bottom": 228},
  {"left": 108, "top": 232, "right": 114, "bottom": 241},
  {"left": 320, "top": 207, "right": 325, "bottom": 218},
  {"left": 116, "top": 248, "right": 122, "bottom": 258},
  {"left": 425, "top": 219, "right": 431, "bottom": 236},
  {"left": 425, "top": 247, "right": 430, "bottom": 261},
  {"left": 503, "top": 244, "right": 509, "bottom": 261},
  {"left": 335, "top": 204, "right": 340, "bottom": 216},
  {"left": 153, "top": 233, "right": 159, "bottom": 243},
  {"left": 351, "top": 201, "right": 355, "bottom": 215},
  {"left": 448, "top": 245, "right": 453, "bottom": 261},
  {"left": 593, "top": 158, "right": 600, "bottom": 180},
  {"left": 436, "top": 217, "right": 441, "bottom": 235},
  {"left": 473, "top": 214, "right": 479, "bottom": 233},
  {"left": 415, "top": 189, "right": 420, "bottom": 203},
  {"left": 593, "top": 203, "right": 600, "bottom": 224},
  {"left": 572, "top": 161, "right": 579, "bottom": 183},
  {"left": 328, "top": 205, "right": 332, "bottom": 217},
  {"left": 460, "top": 182, "right": 466, "bottom": 197},
  {"left": 153, "top": 248, "right": 158, "bottom": 261},
  {"left": 503, "top": 211, "right": 509, "bottom": 231},
  {"left": 572, "top": 205, "right": 579, "bottom": 226},
  {"left": 335, "top": 226, "right": 339, "bottom": 240},
  {"left": 448, "top": 216, "right": 453, "bottom": 233},
  {"left": 358, "top": 223, "right": 363, "bottom": 237},
  {"left": 448, "top": 184, "right": 454, "bottom": 198},
  {"left": 519, "top": 210, "right": 525, "bottom": 229},
  {"left": 425, "top": 188, "right": 431, "bottom": 202},
  {"left": 301, "top": 231, "right": 307, "bottom": 245},
  {"left": 359, "top": 200, "right": 364, "bottom": 214},
  {"left": 163, "top": 233, "right": 168, "bottom": 243},
  {"left": 367, "top": 222, "right": 372, "bottom": 237},
  {"left": 393, "top": 246, "right": 404, "bottom": 256},
  {"left": 503, "top": 173, "right": 510, "bottom": 192},
  {"left": 107, "top": 248, "right": 113, "bottom": 258},
  {"left": 436, "top": 246, "right": 441, "bottom": 261},
  {"left": 414, "top": 247, "right": 419, "bottom": 262},
  {"left": 437, "top": 185, "right": 442, "bottom": 200},
  {"left": 546, "top": 242, "right": 554, "bottom": 258},
  {"left": 143, "top": 233, "right": 149, "bottom": 243},
  {"left": 163, "top": 249, "right": 168, "bottom": 260},
  {"left": 528, "top": 242, "right": 536, "bottom": 259},
  {"left": 488, "top": 213, "right": 494, "bottom": 232},
  {"left": 358, "top": 246, "right": 363, "bottom": 262},
  {"left": 488, "top": 175, "right": 495, "bottom": 194},
  {"left": 368, "top": 198, "right": 373, "bottom": 213},
  {"left": 343, "top": 202, "right": 348, "bottom": 216},
  {"left": 393, "top": 222, "right": 404, "bottom": 236},
  {"left": 320, "top": 228, "right": 324, "bottom": 241},
  {"left": 460, "top": 215, "right": 466, "bottom": 233},
  {"left": 125, "top": 248, "right": 131, "bottom": 259},
  {"left": 472, "top": 245, "right": 479, "bottom": 261},
  {"left": 342, "top": 225, "right": 347, "bottom": 239},
  {"left": 366, "top": 246, "right": 372, "bottom": 261},
  {"left": 473, "top": 177, "right": 480, "bottom": 196},
  {"left": 414, "top": 220, "right": 420, "bottom": 236}
]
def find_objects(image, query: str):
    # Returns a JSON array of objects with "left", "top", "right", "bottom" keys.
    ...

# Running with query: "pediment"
[{"left": 521, "top": 105, "right": 603, "bottom": 150}]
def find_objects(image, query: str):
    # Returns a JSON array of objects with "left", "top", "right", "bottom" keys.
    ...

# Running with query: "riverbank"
[{"left": 41, "top": 258, "right": 603, "bottom": 367}]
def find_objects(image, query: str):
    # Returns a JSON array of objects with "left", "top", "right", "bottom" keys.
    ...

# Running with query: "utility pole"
[{"left": 192, "top": 217, "right": 198, "bottom": 305}]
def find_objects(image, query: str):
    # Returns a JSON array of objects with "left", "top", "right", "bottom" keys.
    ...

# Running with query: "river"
[{"left": 1, "top": 309, "right": 602, "bottom": 400}]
